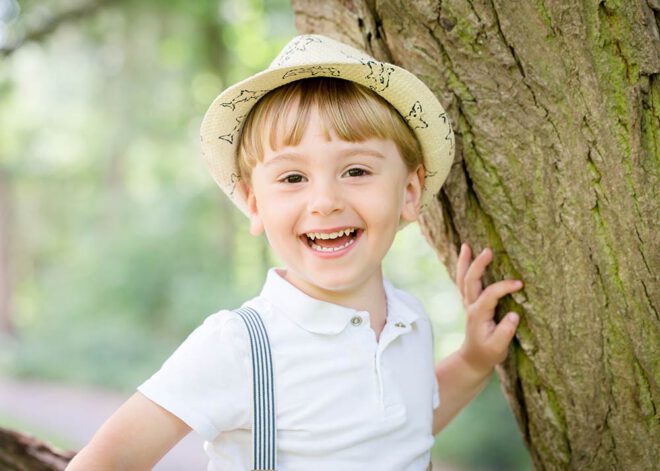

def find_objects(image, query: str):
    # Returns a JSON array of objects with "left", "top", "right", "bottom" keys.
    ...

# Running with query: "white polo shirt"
[{"left": 138, "top": 267, "right": 440, "bottom": 470}]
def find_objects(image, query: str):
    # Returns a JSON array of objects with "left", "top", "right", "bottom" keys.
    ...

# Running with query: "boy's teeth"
[
  {"left": 306, "top": 228, "right": 355, "bottom": 240},
  {"left": 310, "top": 237, "right": 356, "bottom": 252}
]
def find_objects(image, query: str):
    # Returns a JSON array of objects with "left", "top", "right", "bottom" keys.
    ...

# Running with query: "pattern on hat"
[
  {"left": 439, "top": 112, "right": 456, "bottom": 154},
  {"left": 228, "top": 172, "right": 241, "bottom": 198},
  {"left": 218, "top": 114, "right": 246, "bottom": 144},
  {"left": 273, "top": 36, "right": 323, "bottom": 67},
  {"left": 405, "top": 102, "right": 428, "bottom": 129},
  {"left": 362, "top": 60, "right": 394, "bottom": 92},
  {"left": 421, "top": 168, "right": 439, "bottom": 196},
  {"left": 282, "top": 66, "right": 341, "bottom": 79},
  {"left": 219, "top": 89, "right": 270, "bottom": 111}
]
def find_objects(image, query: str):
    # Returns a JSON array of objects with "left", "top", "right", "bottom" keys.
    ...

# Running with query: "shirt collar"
[{"left": 259, "top": 267, "right": 421, "bottom": 335}]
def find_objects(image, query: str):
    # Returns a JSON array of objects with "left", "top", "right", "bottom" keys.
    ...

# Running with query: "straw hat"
[{"left": 200, "top": 34, "right": 455, "bottom": 218}]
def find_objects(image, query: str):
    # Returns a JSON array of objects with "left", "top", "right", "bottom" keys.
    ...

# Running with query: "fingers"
[
  {"left": 456, "top": 243, "right": 470, "bottom": 294},
  {"left": 467, "top": 279, "right": 524, "bottom": 321},
  {"left": 463, "top": 247, "right": 491, "bottom": 305},
  {"left": 457, "top": 242, "right": 524, "bottom": 311},
  {"left": 456, "top": 243, "right": 487, "bottom": 305},
  {"left": 457, "top": 242, "right": 523, "bottom": 369},
  {"left": 485, "top": 312, "right": 520, "bottom": 362}
]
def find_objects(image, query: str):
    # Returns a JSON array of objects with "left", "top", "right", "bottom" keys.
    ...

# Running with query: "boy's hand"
[{"left": 456, "top": 243, "right": 523, "bottom": 377}]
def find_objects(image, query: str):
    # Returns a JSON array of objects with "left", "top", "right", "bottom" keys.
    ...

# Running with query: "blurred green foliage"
[{"left": 0, "top": 0, "right": 530, "bottom": 469}]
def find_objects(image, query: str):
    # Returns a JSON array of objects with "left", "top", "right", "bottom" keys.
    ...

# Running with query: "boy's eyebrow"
[{"left": 263, "top": 147, "right": 385, "bottom": 167}]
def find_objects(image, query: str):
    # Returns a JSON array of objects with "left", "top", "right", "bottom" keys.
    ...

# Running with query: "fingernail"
[
  {"left": 508, "top": 313, "right": 520, "bottom": 324},
  {"left": 514, "top": 280, "right": 523, "bottom": 287}
]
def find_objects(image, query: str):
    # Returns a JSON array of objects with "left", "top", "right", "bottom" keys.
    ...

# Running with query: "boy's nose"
[{"left": 307, "top": 179, "right": 344, "bottom": 216}]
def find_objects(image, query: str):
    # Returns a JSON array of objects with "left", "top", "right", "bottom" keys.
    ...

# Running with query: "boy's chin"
[{"left": 287, "top": 266, "right": 379, "bottom": 295}]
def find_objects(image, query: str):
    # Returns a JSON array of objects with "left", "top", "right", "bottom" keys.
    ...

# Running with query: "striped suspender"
[{"left": 234, "top": 307, "right": 277, "bottom": 471}]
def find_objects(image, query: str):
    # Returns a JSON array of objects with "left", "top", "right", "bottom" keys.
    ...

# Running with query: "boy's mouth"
[{"left": 300, "top": 227, "right": 362, "bottom": 253}]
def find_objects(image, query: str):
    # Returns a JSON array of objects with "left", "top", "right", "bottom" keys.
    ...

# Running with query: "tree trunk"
[{"left": 293, "top": 0, "right": 659, "bottom": 469}]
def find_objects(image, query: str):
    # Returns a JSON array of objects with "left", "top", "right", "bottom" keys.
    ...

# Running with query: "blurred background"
[{"left": 0, "top": 0, "right": 531, "bottom": 469}]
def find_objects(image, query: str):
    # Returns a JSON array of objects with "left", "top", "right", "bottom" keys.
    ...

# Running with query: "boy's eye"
[
  {"left": 345, "top": 168, "right": 370, "bottom": 177},
  {"left": 280, "top": 174, "right": 304, "bottom": 184}
]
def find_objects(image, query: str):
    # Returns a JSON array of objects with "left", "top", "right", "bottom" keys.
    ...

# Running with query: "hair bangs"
[{"left": 237, "top": 77, "right": 423, "bottom": 186}]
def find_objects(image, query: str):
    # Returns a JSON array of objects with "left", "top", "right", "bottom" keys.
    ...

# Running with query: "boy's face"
[{"left": 243, "top": 105, "right": 424, "bottom": 301}]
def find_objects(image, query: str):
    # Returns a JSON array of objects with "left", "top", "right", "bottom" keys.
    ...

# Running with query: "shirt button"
[{"left": 350, "top": 315, "right": 363, "bottom": 326}]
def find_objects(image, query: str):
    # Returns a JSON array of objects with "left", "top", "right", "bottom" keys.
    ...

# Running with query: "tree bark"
[
  {"left": 0, "top": 427, "right": 74, "bottom": 470},
  {"left": 293, "top": 0, "right": 659, "bottom": 469}
]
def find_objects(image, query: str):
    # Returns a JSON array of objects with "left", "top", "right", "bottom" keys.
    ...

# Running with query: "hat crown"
[{"left": 270, "top": 35, "right": 377, "bottom": 69}]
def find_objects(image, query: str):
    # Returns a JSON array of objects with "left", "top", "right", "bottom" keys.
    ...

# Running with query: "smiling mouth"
[{"left": 300, "top": 228, "right": 362, "bottom": 252}]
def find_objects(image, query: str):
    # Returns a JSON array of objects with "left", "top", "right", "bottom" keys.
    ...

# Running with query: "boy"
[{"left": 66, "top": 34, "right": 522, "bottom": 470}]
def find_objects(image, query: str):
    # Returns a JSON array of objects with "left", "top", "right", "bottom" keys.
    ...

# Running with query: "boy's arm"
[
  {"left": 431, "top": 351, "right": 491, "bottom": 435},
  {"left": 432, "top": 244, "right": 522, "bottom": 436},
  {"left": 65, "top": 391, "right": 191, "bottom": 470}
]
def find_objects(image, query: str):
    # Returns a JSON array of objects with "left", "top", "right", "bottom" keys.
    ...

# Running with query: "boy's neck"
[{"left": 277, "top": 267, "right": 388, "bottom": 338}]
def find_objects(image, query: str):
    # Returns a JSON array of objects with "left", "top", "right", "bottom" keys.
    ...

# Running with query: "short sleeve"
[{"left": 137, "top": 310, "right": 250, "bottom": 442}]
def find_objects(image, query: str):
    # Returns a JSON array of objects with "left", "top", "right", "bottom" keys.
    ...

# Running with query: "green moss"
[
  {"left": 639, "top": 75, "right": 660, "bottom": 170},
  {"left": 425, "top": 25, "right": 476, "bottom": 103},
  {"left": 586, "top": 153, "right": 602, "bottom": 183},
  {"left": 516, "top": 348, "right": 571, "bottom": 465},
  {"left": 532, "top": 0, "right": 553, "bottom": 31},
  {"left": 602, "top": 0, "right": 622, "bottom": 11},
  {"left": 453, "top": 14, "right": 477, "bottom": 47},
  {"left": 590, "top": 196, "right": 626, "bottom": 297},
  {"left": 445, "top": 68, "right": 476, "bottom": 103},
  {"left": 632, "top": 358, "right": 655, "bottom": 420},
  {"left": 516, "top": 350, "right": 559, "bottom": 465},
  {"left": 544, "top": 387, "right": 568, "bottom": 436},
  {"left": 585, "top": 3, "right": 634, "bottom": 143},
  {"left": 459, "top": 115, "right": 535, "bottom": 282},
  {"left": 583, "top": 0, "right": 648, "bottom": 224}
]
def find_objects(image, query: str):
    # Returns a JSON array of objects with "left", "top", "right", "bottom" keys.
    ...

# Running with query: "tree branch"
[
  {"left": 0, "top": 0, "right": 118, "bottom": 57},
  {"left": 0, "top": 426, "right": 75, "bottom": 470}
]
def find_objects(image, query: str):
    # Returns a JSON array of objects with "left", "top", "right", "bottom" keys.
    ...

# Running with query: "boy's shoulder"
[
  {"left": 200, "top": 305, "right": 259, "bottom": 328},
  {"left": 197, "top": 290, "right": 270, "bottom": 330},
  {"left": 191, "top": 309, "right": 246, "bottom": 341}
]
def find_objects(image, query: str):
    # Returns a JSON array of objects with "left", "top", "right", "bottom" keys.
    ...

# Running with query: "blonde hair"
[{"left": 236, "top": 77, "right": 423, "bottom": 186}]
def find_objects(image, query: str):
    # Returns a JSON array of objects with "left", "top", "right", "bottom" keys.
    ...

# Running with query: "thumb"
[{"left": 487, "top": 312, "right": 519, "bottom": 360}]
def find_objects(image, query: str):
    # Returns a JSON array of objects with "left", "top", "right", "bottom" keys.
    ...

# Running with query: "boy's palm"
[{"left": 455, "top": 243, "right": 522, "bottom": 375}]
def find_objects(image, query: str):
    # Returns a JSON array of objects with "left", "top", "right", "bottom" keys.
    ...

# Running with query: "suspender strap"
[{"left": 234, "top": 307, "right": 277, "bottom": 471}]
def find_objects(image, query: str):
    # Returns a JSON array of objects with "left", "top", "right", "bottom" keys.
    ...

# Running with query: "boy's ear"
[
  {"left": 400, "top": 164, "right": 425, "bottom": 223},
  {"left": 243, "top": 181, "right": 265, "bottom": 236}
]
